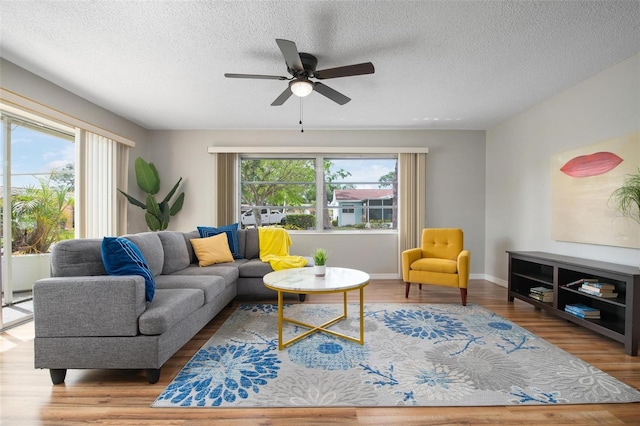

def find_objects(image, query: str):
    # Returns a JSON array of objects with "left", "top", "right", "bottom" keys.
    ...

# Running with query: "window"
[
  {"left": 325, "top": 157, "right": 397, "bottom": 230},
  {"left": 240, "top": 155, "right": 397, "bottom": 231}
]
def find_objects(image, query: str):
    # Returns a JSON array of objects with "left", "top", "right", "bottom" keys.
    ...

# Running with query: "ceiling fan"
[{"left": 224, "top": 39, "right": 375, "bottom": 106}]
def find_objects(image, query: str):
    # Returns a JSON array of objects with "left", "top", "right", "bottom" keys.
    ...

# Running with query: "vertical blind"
[{"left": 75, "top": 130, "right": 129, "bottom": 237}]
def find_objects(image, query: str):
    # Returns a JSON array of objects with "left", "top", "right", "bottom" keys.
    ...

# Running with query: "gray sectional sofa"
[{"left": 33, "top": 227, "right": 306, "bottom": 385}]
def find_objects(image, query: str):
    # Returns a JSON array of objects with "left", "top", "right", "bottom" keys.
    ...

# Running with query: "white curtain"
[
  {"left": 398, "top": 153, "right": 427, "bottom": 252},
  {"left": 75, "top": 130, "right": 129, "bottom": 237}
]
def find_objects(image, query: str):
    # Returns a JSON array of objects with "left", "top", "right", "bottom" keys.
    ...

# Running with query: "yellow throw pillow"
[{"left": 190, "top": 233, "right": 234, "bottom": 267}]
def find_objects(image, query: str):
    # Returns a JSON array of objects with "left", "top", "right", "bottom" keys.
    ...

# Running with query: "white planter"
[
  {"left": 8, "top": 253, "right": 52, "bottom": 292},
  {"left": 314, "top": 265, "right": 326, "bottom": 277}
]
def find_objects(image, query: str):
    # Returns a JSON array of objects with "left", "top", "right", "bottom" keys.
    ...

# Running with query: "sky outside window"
[
  {"left": 0, "top": 123, "right": 75, "bottom": 188},
  {"left": 327, "top": 158, "right": 396, "bottom": 187}
]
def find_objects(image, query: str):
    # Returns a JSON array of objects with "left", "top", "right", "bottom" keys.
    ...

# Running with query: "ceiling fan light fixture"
[{"left": 290, "top": 79, "right": 313, "bottom": 97}]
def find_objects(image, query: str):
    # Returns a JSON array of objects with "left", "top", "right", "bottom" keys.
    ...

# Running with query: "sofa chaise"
[{"left": 33, "top": 227, "right": 306, "bottom": 385}]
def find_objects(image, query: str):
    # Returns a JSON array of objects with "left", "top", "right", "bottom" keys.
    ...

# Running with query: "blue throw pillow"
[
  {"left": 197, "top": 223, "right": 241, "bottom": 259},
  {"left": 101, "top": 237, "right": 156, "bottom": 302}
]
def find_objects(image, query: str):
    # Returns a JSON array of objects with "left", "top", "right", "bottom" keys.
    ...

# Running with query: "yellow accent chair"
[{"left": 401, "top": 228, "right": 470, "bottom": 305}]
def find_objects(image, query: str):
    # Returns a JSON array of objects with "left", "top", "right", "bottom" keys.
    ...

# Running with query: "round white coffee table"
[{"left": 263, "top": 267, "right": 370, "bottom": 349}]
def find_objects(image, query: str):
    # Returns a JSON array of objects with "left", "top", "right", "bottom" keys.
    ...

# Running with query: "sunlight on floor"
[
  {"left": 0, "top": 320, "right": 34, "bottom": 352},
  {"left": 1, "top": 292, "right": 34, "bottom": 335}
]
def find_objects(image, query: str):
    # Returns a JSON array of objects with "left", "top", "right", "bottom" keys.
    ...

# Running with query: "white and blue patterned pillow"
[
  {"left": 101, "top": 237, "right": 156, "bottom": 301},
  {"left": 197, "top": 223, "right": 241, "bottom": 259}
]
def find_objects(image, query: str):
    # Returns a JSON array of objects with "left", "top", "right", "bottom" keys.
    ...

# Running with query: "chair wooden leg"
[
  {"left": 419, "top": 284, "right": 422, "bottom": 290},
  {"left": 405, "top": 282, "right": 410, "bottom": 298},
  {"left": 460, "top": 288, "right": 467, "bottom": 306}
]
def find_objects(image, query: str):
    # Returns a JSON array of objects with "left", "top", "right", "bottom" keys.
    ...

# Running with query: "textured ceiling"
[{"left": 1, "top": 1, "right": 639, "bottom": 131}]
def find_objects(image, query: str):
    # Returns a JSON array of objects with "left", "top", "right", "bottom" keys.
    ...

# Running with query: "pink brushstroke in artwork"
[{"left": 560, "top": 152, "right": 623, "bottom": 177}]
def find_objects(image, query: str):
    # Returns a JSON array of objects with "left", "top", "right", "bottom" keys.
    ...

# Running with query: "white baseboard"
[
  {"left": 369, "top": 273, "right": 402, "bottom": 280},
  {"left": 371, "top": 273, "right": 508, "bottom": 288},
  {"left": 482, "top": 274, "right": 507, "bottom": 287}
]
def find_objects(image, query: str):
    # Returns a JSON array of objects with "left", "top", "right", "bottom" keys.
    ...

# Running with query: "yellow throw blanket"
[{"left": 258, "top": 227, "right": 308, "bottom": 270}]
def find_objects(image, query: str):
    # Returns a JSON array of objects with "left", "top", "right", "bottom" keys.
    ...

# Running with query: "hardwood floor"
[{"left": 1, "top": 279, "right": 639, "bottom": 425}]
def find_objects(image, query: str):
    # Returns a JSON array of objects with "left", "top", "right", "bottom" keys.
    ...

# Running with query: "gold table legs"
[{"left": 276, "top": 287, "right": 365, "bottom": 350}]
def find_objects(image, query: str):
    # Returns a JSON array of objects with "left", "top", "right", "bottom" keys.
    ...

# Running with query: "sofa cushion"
[
  {"left": 237, "top": 229, "right": 247, "bottom": 259},
  {"left": 51, "top": 238, "right": 106, "bottom": 277},
  {"left": 158, "top": 231, "right": 191, "bottom": 274},
  {"left": 138, "top": 288, "right": 204, "bottom": 335},
  {"left": 170, "top": 264, "right": 240, "bottom": 287},
  {"left": 154, "top": 274, "right": 229, "bottom": 304},
  {"left": 238, "top": 258, "right": 275, "bottom": 278},
  {"left": 197, "top": 223, "right": 241, "bottom": 259},
  {"left": 182, "top": 230, "right": 200, "bottom": 264},
  {"left": 244, "top": 227, "right": 260, "bottom": 260},
  {"left": 411, "top": 258, "right": 458, "bottom": 274},
  {"left": 101, "top": 237, "right": 156, "bottom": 302},
  {"left": 191, "top": 234, "right": 234, "bottom": 266},
  {"left": 124, "top": 232, "right": 164, "bottom": 276}
]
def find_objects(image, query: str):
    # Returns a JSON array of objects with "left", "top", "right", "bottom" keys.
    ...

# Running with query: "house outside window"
[{"left": 331, "top": 189, "right": 394, "bottom": 227}]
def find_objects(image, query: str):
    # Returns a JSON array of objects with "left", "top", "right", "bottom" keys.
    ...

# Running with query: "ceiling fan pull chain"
[{"left": 299, "top": 97, "right": 304, "bottom": 133}]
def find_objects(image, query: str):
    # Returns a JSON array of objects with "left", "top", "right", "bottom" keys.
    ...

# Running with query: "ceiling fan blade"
[
  {"left": 313, "top": 82, "right": 351, "bottom": 105},
  {"left": 224, "top": 73, "right": 289, "bottom": 80},
  {"left": 314, "top": 62, "right": 375, "bottom": 79},
  {"left": 275, "top": 39, "right": 304, "bottom": 72},
  {"left": 271, "top": 87, "right": 293, "bottom": 106}
]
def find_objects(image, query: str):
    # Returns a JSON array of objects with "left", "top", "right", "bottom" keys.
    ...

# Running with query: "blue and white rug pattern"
[{"left": 153, "top": 303, "right": 640, "bottom": 407}]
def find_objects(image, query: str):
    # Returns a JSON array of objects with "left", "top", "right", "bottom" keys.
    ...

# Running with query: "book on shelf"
[
  {"left": 564, "top": 278, "right": 598, "bottom": 288},
  {"left": 530, "top": 293, "right": 553, "bottom": 302},
  {"left": 564, "top": 309, "right": 601, "bottom": 319},
  {"left": 581, "top": 282, "right": 615, "bottom": 291},
  {"left": 578, "top": 286, "right": 618, "bottom": 299},
  {"left": 528, "top": 286, "right": 553, "bottom": 302},
  {"left": 564, "top": 303, "right": 600, "bottom": 319},
  {"left": 565, "top": 303, "right": 600, "bottom": 313},
  {"left": 529, "top": 286, "right": 553, "bottom": 294}
]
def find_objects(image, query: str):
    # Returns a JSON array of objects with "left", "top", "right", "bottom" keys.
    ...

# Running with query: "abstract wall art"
[{"left": 551, "top": 133, "right": 640, "bottom": 248}]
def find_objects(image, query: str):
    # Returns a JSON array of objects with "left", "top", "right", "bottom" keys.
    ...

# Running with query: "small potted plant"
[{"left": 312, "top": 248, "right": 328, "bottom": 277}]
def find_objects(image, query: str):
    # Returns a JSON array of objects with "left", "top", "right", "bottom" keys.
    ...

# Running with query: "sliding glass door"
[{"left": 0, "top": 112, "right": 75, "bottom": 330}]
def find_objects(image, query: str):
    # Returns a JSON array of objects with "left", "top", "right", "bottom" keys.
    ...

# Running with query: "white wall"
[
  {"left": 486, "top": 53, "right": 640, "bottom": 284},
  {"left": 145, "top": 129, "right": 486, "bottom": 278}
]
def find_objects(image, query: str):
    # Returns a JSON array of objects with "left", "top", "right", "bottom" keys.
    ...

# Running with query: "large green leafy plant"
[
  {"left": 118, "top": 157, "right": 185, "bottom": 231},
  {"left": 610, "top": 167, "right": 640, "bottom": 224},
  {"left": 8, "top": 175, "right": 72, "bottom": 254}
]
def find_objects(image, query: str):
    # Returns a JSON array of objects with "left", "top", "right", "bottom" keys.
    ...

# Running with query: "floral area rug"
[{"left": 153, "top": 303, "right": 640, "bottom": 408}]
